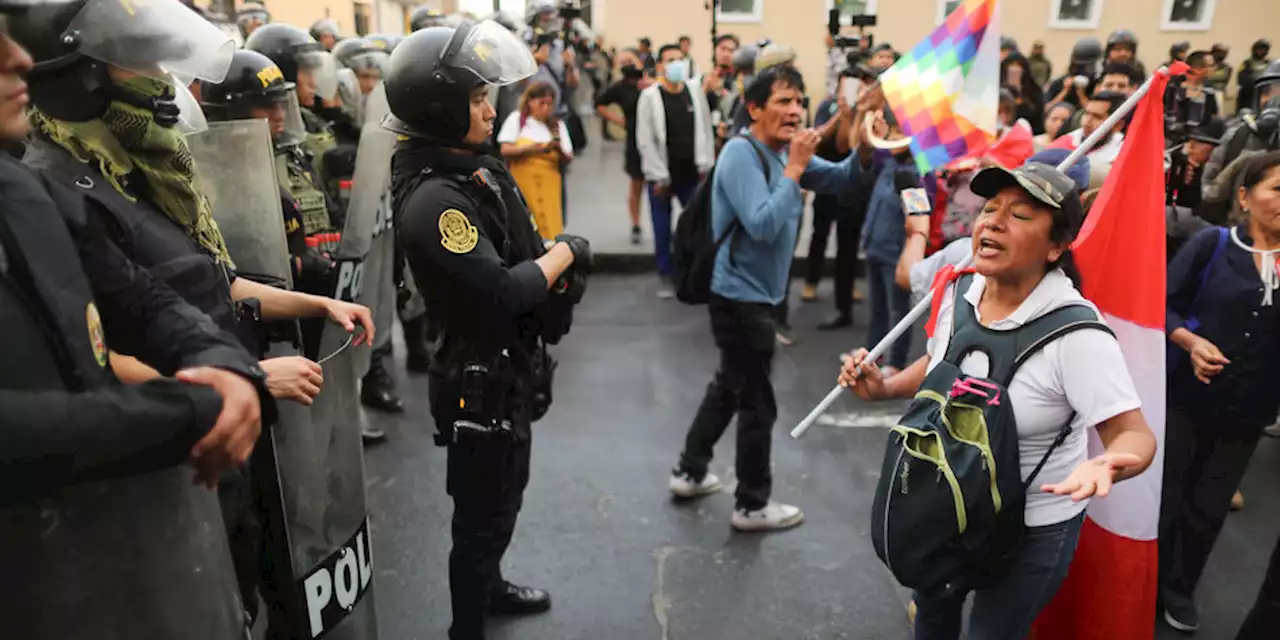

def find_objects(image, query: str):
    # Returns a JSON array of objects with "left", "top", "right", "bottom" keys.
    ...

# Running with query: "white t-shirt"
[
  {"left": 496, "top": 112, "right": 574, "bottom": 156},
  {"left": 926, "top": 270, "right": 1142, "bottom": 527},
  {"left": 909, "top": 238, "right": 973, "bottom": 304}
]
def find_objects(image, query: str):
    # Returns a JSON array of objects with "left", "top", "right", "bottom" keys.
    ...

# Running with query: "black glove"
[{"left": 555, "top": 234, "right": 593, "bottom": 273}]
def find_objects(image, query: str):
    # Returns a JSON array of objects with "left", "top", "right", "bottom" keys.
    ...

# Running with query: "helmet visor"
[
  {"left": 447, "top": 19, "right": 537, "bottom": 87},
  {"left": 66, "top": 0, "right": 235, "bottom": 83},
  {"left": 348, "top": 50, "right": 389, "bottom": 73},
  {"left": 172, "top": 76, "right": 209, "bottom": 134},
  {"left": 297, "top": 48, "right": 339, "bottom": 101}
]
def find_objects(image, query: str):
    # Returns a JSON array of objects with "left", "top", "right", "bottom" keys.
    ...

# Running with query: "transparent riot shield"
[
  {"left": 0, "top": 475, "right": 248, "bottom": 639},
  {"left": 188, "top": 119, "right": 292, "bottom": 287},
  {"left": 298, "top": 82, "right": 393, "bottom": 640},
  {"left": 350, "top": 80, "right": 394, "bottom": 378}
]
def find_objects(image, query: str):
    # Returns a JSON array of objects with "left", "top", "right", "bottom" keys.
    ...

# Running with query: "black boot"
[
  {"left": 402, "top": 315, "right": 432, "bottom": 374},
  {"left": 817, "top": 312, "right": 854, "bottom": 331},
  {"left": 361, "top": 350, "right": 403, "bottom": 413},
  {"left": 488, "top": 581, "right": 551, "bottom": 615}
]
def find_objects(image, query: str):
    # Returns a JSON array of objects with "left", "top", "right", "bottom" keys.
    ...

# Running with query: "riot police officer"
[
  {"left": 200, "top": 50, "right": 334, "bottom": 293},
  {"left": 1105, "top": 28, "right": 1146, "bottom": 80},
  {"left": 410, "top": 5, "right": 448, "bottom": 31},
  {"left": 236, "top": 0, "right": 269, "bottom": 39},
  {"left": 246, "top": 23, "right": 358, "bottom": 188},
  {"left": 11, "top": 0, "right": 375, "bottom": 626},
  {"left": 0, "top": 1, "right": 271, "bottom": 638},
  {"left": 385, "top": 20, "right": 592, "bottom": 640},
  {"left": 310, "top": 17, "right": 341, "bottom": 51},
  {"left": 1239, "top": 39, "right": 1273, "bottom": 116}
]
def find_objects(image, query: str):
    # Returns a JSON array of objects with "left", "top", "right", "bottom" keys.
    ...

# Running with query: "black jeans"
[
  {"left": 447, "top": 434, "right": 531, "bottom": 640},
  {"left": 1237, "top": 532, "right": 1280, "bottom": 639},
  {"left": 804, "top": 195, "right": 862, "bottom": 316},
  {"left": 678, "top": 295, "right": 778, "bottom": 511},
  {"left": 1159, "top": 404, "right": 1264, "bottom": 605}
]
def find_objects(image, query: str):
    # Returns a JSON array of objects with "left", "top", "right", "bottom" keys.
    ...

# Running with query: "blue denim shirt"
[
  {"left": 710, "top": 135, "right": 862, "bottom": 305},
  {"left": 860, "top": 156, "right": 933, "bottom": 266}
]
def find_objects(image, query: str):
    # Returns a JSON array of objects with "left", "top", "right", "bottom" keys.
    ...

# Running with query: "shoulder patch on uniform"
[
  {"left": 86, "top": 302, "right": 107, "bottom": 367},
  {"left": 439, "top": 208, "right": 479, "bottom": 254}
]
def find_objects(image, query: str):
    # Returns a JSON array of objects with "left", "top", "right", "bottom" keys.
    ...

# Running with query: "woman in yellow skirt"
[{"left": 497, "top": 81, "right": 574, "bottom": 239}]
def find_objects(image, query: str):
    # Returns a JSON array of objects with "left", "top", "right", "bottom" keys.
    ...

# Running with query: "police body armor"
[
  {"left": 277, "top": 145, "right": 333, "bottom": 236},
  {"left": 15, "top": 140, "right": 248, "bottom": 640}
]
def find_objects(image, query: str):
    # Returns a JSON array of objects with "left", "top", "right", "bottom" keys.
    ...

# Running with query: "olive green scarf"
[{"left": 30, "top": 75, "right": 233, "bottom": 266}]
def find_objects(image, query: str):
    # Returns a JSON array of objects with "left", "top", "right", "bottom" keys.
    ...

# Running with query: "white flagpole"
[{"left": 790, "top": 67, "right": 1172, "bottom": 440}]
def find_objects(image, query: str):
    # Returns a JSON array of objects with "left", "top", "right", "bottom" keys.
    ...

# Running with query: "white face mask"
[{"left": 665, "top": 60, "right": 689, "bottom": 84}]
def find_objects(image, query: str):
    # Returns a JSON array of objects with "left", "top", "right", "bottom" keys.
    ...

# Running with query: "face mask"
[
  {"left": 665, "top": 60, "right": 688, "bottom": 84},
  {"left": 622, "top": 64, "right": 643, "bottom": 80}
]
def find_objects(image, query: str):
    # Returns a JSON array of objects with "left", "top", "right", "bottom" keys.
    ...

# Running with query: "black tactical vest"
[{"left": 25, "top": 140, "right": 239, "bottom": 335}]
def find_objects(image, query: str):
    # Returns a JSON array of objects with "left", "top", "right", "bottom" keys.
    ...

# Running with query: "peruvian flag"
[{"left": 1032, "top": 64, "right": 1183, "bottom": 640}]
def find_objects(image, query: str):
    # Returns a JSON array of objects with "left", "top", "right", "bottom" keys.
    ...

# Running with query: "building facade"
[{"left": 597, "top": 0, "right": 1280, "bottom": 107}]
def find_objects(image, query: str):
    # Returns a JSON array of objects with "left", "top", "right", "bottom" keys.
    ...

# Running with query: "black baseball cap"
[
  {"left": 971, "top": 162, "right": 1085, "bottom": 233},
  {"left": 1188, "top": 116, "right": 1226, "bottom": 145}
]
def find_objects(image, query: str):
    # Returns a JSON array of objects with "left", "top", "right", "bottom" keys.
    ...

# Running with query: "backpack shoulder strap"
[
  {"left": 1006, "top": 304, "right": 1114, "bottom": 385},
  {"left": 716, "top": 136, "right": 774, "bottom": 258},
  {"left": 1009, "top": 305, "right": 1115, "bottom": 490}
]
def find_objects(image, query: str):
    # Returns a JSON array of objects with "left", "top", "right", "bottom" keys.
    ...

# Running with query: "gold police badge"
[
  {"left": 439, "top": 209, "right": 479, "bottom": 254},
  {"left": 86, "top": 302, "right": 107, "bottom": 367}
]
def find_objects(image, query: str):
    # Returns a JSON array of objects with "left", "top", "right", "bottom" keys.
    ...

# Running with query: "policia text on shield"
[
  {"left": 386, "top": 19, "right": 591, "bottom": 640},
  {"left": 0, "top": 1, "right": 277, "bottom": 638}
]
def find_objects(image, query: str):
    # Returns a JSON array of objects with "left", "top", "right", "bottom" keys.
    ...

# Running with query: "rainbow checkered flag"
[{"left": 880, "top": 0, "right": 1002, "bottom": 175}]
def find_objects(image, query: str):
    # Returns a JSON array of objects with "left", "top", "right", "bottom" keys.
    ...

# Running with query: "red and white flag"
[{"left": 1032, "top": 65, "right": 1182, "bottom": 640}]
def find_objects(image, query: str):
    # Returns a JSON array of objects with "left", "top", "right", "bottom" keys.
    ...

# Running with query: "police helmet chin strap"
[{"left": 106, "top": 82, "right": 182, "bottom": 128}]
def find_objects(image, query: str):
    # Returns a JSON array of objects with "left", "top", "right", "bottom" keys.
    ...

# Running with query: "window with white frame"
[{"left": 718, "top": 0, "right": 763, "bottom": 23}]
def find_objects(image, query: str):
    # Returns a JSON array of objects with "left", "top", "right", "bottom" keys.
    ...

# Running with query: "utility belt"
[{"left": 430, "top": 339, "right": 557, "bottom": 447}]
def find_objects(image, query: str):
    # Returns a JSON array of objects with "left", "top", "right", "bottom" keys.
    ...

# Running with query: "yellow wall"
[{"left": 601, "top": 0, "right": 1280, "bottom": 103}]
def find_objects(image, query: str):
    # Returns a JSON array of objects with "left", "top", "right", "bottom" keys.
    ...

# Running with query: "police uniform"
[
  {"left": 0, "top": 143, "right": 271, "bottom": 638},
  {"left": 385, "top": 19, "right": 591, "bottom": 640}
]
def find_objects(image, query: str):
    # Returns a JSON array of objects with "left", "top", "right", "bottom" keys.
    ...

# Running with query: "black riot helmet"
[
  {"left": 333, "top": 37, "right": 373, "bottom": 67},
  {"left": 8, "top": 0, "right": 234, "bottom": 127},
  {"left": 1069, "top": 37, "right": 1103, "bottom": 75},
  {"left": 366, "top": 33, "right": 400, "bottom": 54},
  {"left": 1106, "top": 29, "right": 1137, "bottom": 54},
  {"left": 1170, "top": 41, "right": 1191, "bottom": 61},
  {"left": 201, "top": 50, "right": 307, "bottom": 147},
  {"left": 333, "top": 37, "right": 390, "bottom": 74},
  {"left": 244, "top": 23, "right": 339, "bottom": 105},
  {"left": 310, "top": 18, "right": 341, "bottom": 44},
  {"left": 1254, "top": 60, "right": 1280, "bottom": 139},
  {"left": 410, "top": 6, "right": 447, "bottom": 31},
  {"left": 384, "top": 19, "right": 536, "bottom": 145},
  {"left": 1254, "top": 39, "right": 1272, "bottom": 59}
]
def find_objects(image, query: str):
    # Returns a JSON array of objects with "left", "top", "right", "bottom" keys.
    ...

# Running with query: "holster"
[
  {"left": 529, "top": 345, "right": 558, "bottom": 423},
  {"left": 429, "top": 351, "right": 519, "bottom": 447},
  {"left": 234, "top": 298, "right": 266, "bottom": 359}
]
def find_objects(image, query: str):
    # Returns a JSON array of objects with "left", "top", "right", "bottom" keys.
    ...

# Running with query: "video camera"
[{"left": 828, "top": 9, "right": 876, "bottom": 53}]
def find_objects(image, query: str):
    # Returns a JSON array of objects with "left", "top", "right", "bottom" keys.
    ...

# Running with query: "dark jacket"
[
  {"left": 1167, "top": 226, "right": 1280, "bottom": 429},
  {"left": 0, "top": 152, "right": 266, "bottom": 497},
  {"left": 392, "top": 141, "right": 552, "bottom": 353},
  {"left": 25, "top": 139, "right": 241, "bottom": 336}
]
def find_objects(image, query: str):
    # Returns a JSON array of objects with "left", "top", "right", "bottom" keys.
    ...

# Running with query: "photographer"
[
  {"left": 1165, "top": 51, "right": 1221, "bottom": 146},
  {"left": 1047, "top": 37, "right": 1103, "bottom": 110}
]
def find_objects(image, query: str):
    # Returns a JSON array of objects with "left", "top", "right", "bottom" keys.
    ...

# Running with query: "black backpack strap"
[
  {"left": 1010, "top": 305, "right": 1115, "bottom": 490},
  {"left": 717, "top": 136, "right": 775, "bottom": 265}
]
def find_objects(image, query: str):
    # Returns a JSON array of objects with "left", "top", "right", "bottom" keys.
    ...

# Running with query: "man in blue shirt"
[{"left": 667, "top": 65, "right": 871, "bottom": 531}]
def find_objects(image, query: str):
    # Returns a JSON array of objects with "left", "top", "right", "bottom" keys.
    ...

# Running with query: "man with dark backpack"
[
  {"left": 841, "top": 162, "right": 1155, "bottom": 638},
  {"left": 665, "top": 65, "right": 869, "bottom": 532}
]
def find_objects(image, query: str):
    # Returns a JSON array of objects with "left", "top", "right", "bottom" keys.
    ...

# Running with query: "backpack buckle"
[{"left": 950, "top": 377, "right": 1002, "bottom": 406}]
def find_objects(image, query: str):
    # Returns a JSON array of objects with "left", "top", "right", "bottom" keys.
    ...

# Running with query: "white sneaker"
[
  {"left": 731, "top": 502, "right": 804, "bottom": 532},
  {"left": 668, "top": 471, "right": 722, "bottom": 498},
  {"left": 1264, "top": 422, "right": 1280, "bottom": 438}
]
